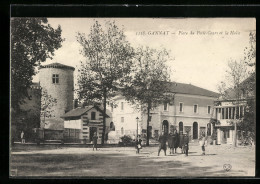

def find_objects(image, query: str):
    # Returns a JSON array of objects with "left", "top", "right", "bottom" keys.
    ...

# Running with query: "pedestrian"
[
  {"left": 167, "top": 132, "right": 174, "bottom": 154},
  {"left": 179, "top": 131, "right": 184, "bottom": 153},
  {"left": 199, "top": 133, "right": 206, "bottom": 155},
  {"left": 21, "top": 131, "right": 25, "bottom": 144},
  {"left": 136, "top": 135, "right": 142, "bottom": 154},
  {"left": 92, "top": 132, "right": 98, "bottom": 151},
  {"left": 183, "top": 132, "right": 189, "bottom": 156},
  {"left": 158, "top": 132, "right": 167, "bottom": 156},
  {"left": 172, "top": 129, "right": 179, "bottom": 154}
]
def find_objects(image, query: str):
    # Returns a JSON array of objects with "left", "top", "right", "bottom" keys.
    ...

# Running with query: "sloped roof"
[
  {"left": 61, "top": 106, "right": 110, "bottom": 118},
  {"left": 163, "top": 81, "right": 219, "bottom": 98},
  {"left": 40, "top": 62, "right": 75, "bottom": 71}
]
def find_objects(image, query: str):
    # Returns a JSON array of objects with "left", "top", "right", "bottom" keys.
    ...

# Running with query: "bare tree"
[
  {"left": 40, "top": 88, "right": 57, "bottom": 127},
  {"left": 218, "top": 59, "right": 249, "bottom": 147}
]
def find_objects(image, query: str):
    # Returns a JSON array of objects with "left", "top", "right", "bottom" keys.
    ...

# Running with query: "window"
[
  {"left": 121, "top": 117, "right": 124, "bottom": 123},
  {"left": 179, "top": 103, "right": 183, "bottom": 112},
  {"left": 121, "top": 102, "right": 124, "bottom": 111},
  {"left": 52, "top": 74, "right": 59, "bottom": 84},
  {"left": 91, "top": 112, "right": 96, "bottom": 120},
  {"left": 121, "top": 127, "right": 124, "bottom": 135},
  {"left": 163, "top": 102, "right": 168, "bottom": 111},
  {"left": 207, "top": 106, "right": 211, "bottom": 114},
  {"left": 194, "top": 105, "right": 198, "bottom": 113}
]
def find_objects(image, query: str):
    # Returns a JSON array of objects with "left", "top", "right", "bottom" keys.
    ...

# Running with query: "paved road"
[{"left": 10, "top": 144, "right": 255, "bottom": 177}]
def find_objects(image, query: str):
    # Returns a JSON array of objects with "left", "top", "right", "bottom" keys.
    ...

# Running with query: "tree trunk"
[
  {"left": 146, "top": 103, "right": 151, "bottom": 146},
  {"left": 102, "top": 90, "right": 107, "bottom": 146},
  {"left": 233, "top": 121, "right": 237, "bottom": 147}
]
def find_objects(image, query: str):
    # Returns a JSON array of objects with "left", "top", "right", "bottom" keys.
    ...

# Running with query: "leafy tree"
[
  {"left": 122, "top": 46, "right": 172, "bottom": 146},
  {"left": 238, "top": 98, "right": 255, "bottom": 144},
  {"left": 244, "top": 31, "right": 256, "bottom": 68},
  {"left": 76, "top": 21, "right": 135, "bottom": 145},
  {"left": 11, "top": 18, "right": 63, "bottom": 113}
]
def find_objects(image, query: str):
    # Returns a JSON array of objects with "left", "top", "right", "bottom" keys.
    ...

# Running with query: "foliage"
[
  {"left": 244, "top": 31, "right": 256, "bottom": 68},
  {"left": 122, "top": 46, "right": 172, "bottom": 146},
  {"left": 40, "top": 88, "right": 57, "bottom": 124},
  {"left": 76, "top": 20, "right": 135, "bottom": 145},
  {"left": 238, "top": 99, "right": 255, "bottom": 142},
  {"left": 11, "top": 18, "right": 63, "bottom": 112},
  {"left": 119, "top": 135, "right": 134, "bottom": 146}
]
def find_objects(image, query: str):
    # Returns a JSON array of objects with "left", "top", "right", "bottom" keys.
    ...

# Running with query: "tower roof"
[{"left": 40, "top": 62, "right": 75, "bottom": 71}]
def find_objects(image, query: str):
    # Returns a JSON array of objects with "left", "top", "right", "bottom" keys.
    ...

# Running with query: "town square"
[{"left": 10, "top": 17, "right": 255, "bottom": 177}]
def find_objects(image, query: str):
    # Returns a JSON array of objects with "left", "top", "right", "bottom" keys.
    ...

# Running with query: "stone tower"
[{"left": 39, "top": 62, "right": 74, "bottom": 128}]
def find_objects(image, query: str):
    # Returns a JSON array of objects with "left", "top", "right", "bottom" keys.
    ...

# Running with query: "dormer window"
[{"left": 52, "top": 74, "right": 59, "bottom": 84}]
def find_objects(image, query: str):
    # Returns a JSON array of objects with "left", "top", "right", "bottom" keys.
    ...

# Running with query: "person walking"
[
  {"left": 167, "top": 132, "right": 174, "bottom": 154},
  {"left": 21, "top": 131, "right": 25, "bottom": 144},
  {"left": 136, "top": 135, "right": 142, "bottom": 154},
  {"left": 172, "top": 129, "right": 179, "bottom": 154},
  {"left": 92, "top": 132, "right": 98, "bottom": 151},
  {"left": 179, "top": 131, "right": 184, "bottom": 153},
  {"left": 183, "top": 132, "right": 189, "bottom": 156},
  {"left": 158, "top": 132, "right": 167, "bottom": 156},
  {"left": 199, "top": 133, "right": 206, "bottom": 155}
]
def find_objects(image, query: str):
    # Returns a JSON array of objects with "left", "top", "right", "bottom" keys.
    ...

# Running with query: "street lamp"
[{"left": 136, "top": 117, "right": 139, "bottom": 137}]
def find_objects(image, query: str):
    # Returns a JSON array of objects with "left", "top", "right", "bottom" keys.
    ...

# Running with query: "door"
[
  {"left": 162, "top": 120, "right": 169, "bottom": 134},
  {"left": 179, "top": 122, "right": 183, "bottom": 133},
  {"left": 89, "top": 127, "right": 97, "bottom": 142},
  {"left": 193, "top": 122, "right": 198, "bottom": 139}
]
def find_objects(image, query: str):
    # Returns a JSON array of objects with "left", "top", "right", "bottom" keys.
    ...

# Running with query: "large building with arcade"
[{"left": 108, "top": 82, "right": 219, "bottom": 142}]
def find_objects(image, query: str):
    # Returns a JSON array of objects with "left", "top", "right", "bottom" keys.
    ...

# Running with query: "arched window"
[
  {"left": 110, "top": 122, "right": 115, "bottom": 131},
  {"left": 193, "top": 122, "right": 198, "bottom": 139},
  {"left": 207, "top": 123, "right": 211, "bottom": 135},
  {"left": 162, "top": 120, "right": 169, "bottom": 134},
  {"left": 179, "top": 122, "right": 183, "bottom": 133}
]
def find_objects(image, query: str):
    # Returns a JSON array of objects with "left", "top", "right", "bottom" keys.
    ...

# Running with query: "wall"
[
  {"left": 110, "top": 93, "right": 216, "bottom": 140},
  {"left": 110, "top": 97, "right": 141, "bottom": 138},
  {"left": 39, "top": 67, "right": 74, "bottom": 122}
]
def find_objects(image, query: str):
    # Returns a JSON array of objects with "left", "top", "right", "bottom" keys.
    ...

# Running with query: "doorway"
[
  {"left": 89, "top": 127, "right": 97, "bottom": 142},
  {"left": 193, "top": 122, "right": 198, "bottom": 139},
  {"left": 162, "top": 120, "right": 169, "bottom": 134},
  {"left": 179, "top": 122, "right": 183, "bottom": 133}
]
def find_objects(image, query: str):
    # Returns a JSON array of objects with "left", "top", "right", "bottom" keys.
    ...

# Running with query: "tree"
[
  {"left": 122, "top": 46, "right": 172, "bottom": 146},
  {"left": 240, "top": 31, "right": 256, "bottom": 144},
  {"left": 76, "top": 21, "right": 135, "bottom": 145},
  {"left": 217, "top": 59, "right": 249, "bottom": 147},
  {"left": 40, "top": 88, "right": 57, "bottom": 127},
  {"left": 11, "top": 18, "right": 63, "bottom": 114}
]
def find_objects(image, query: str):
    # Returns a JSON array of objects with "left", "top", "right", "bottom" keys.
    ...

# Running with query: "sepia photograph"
[{"left": 10, "top": 17, "right": 256, "bottom": 177}]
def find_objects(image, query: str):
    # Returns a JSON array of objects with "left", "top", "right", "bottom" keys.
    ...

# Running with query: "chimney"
[{"left": 73, "top": 99, "right": 78, "bottom": 109}]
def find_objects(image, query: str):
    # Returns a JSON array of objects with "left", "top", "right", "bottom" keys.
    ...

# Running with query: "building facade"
[
  {"left": 109, "top": 82, "right": 219, "bottom": 142},
  {"left": 39, "top": 62, "right": 75, "bottom": 130},
  {"left": 212, "top": 75, "right": 255, "bottom": 145},
  {"left": 213, "top": 100, "right": 246, "bottom": 145},
  {"left": 61, "top": 106, "right": 111, "bottom": 143}
]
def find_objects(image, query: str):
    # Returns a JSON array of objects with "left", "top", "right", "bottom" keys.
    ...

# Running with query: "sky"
[{"left": 33, "top": 18, "right": 255, "bottom": 93}]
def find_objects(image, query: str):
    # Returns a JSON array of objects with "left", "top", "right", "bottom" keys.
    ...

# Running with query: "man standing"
[
  {"left": 21, "top": 131, "right": 25, "bottom": 144},
  {"left": 158, "top": 132, "right": 167, "bottom": 156},
  {"left": 179, "top": 131, "right": 184, "bottom": 153},
  {"left": 92, "top": 132, "right": 98, "bottom": 151},
  {"left": 199, "top": 133, "right": 206, "bottom": 155},
  {"left": 183, "top": 132, "right": 189, "bottom": 156}
]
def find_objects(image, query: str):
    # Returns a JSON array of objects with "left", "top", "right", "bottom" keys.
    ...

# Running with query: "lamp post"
[{"left": 136, "top": 117, "right": 139, "bottom": 137}]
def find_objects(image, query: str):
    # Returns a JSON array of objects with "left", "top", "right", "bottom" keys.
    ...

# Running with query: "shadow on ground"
[{"left": 10, "top": 151, "right": 246, "bottom": 177}]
